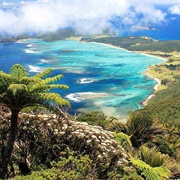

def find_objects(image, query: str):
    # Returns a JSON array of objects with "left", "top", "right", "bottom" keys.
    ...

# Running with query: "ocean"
[{"left": 0, "top": 39, "right": 164, "bottom": 120}]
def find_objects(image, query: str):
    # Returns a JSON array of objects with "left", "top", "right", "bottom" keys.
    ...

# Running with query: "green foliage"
[
  {"left": 0, "top": 64, "right": 70, "bottom": 111},
  {"left": 76, "top": 111, "right": 113, "bottom": 129},
  {"left": 112, "top": 112, "right": 164, "bottom": 148},
  {"left": 15, "top": 154, "right": 97, "bottom": 180},
  {"left": 138, "top": 82, "right": 180, "bottom": 123},
  {"left": 10, "top": 64, "right": 28, "bottom": 82},
  {"left": 113, "top": 132, "right": 132, "bottom": 151},
  {"left": 140, "top": 146, "right": 167, "bottom": 167},
  {"left": 130, "top": 158, "right": 171, "bottom": 180}
]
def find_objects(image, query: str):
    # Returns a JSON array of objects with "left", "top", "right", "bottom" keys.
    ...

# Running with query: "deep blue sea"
[{"left": 0, "top": 39, "right": 164, "bottom": 120}]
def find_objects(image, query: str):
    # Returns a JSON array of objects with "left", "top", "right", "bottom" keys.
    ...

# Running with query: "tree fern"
[{"left": 0, "top": 64, "right": 70, "bottom": 178}]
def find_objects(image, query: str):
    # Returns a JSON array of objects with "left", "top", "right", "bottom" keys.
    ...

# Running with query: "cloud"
[
  {"left": 169, "top": 5, "right": 180, "bottom": 15},
  {"left": 0, "top": 0, "right": 167, "bottom": 36},
  {"left": 2, "top": 1, "right": 13, "bottom": 6},
  {"left": 142, "top": 0, "right": 180, "bottom": 5}
]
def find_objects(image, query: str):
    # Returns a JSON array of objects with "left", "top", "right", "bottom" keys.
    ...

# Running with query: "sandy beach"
[{"left": 142, "top": 70, "right": 161, "bottom": 106}]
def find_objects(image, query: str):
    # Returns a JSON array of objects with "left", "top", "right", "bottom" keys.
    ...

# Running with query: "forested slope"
[{"left": 82, "top": 36, "right": 180, "bottom": 52}]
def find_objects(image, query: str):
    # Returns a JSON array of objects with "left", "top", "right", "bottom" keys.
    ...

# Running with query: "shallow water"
[{"left": 0, "top": 39, "right": 164, "bottom": 120}]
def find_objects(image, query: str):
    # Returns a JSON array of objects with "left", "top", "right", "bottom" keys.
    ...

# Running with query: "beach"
[{"left": 142, "top": 70, "right": 161, "bottom": 106}]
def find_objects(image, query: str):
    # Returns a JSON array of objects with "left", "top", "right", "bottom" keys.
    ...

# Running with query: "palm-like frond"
[
  {"left": 126, "top": 113, "right": 165, "bottom": 148},
  {"left": 140, "top": 146, "right": 167, "bottom": 167},
  {"left": 7, "top": 84, "right": 28, "bottom": 96},
  {"left": 0, "top": 64, "right": 70, "bottom": 112},
  {"left": 0, "top": 71, "right": 15, "bottom": 87},
  {"left": 47, "top": 84, "right": 69, "bottom": 90},
  {"left": 130, "top": 158, "right": 171, "bottom": 180},
  {"left": 44, "top": 74, "right": 64, "bottom": 84},
  {"left": 33, "top": 68, "right": 52, "bottom": 79},
  {"left": 36, "top": 92, "right": 70, "bottom": 108},
  {"left": 19, "top": 76, "right": 43, "bottom": 85},
  {"left": 9, "top": 64, "right": 28, "bottom": 81},
  {"left": 30, "top": 84, "right": 69, "bottom": 93}
]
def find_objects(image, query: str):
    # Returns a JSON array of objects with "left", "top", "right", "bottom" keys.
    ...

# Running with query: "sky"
[{"left": 0, "top": 0, "right": 180, "bottom": 36}]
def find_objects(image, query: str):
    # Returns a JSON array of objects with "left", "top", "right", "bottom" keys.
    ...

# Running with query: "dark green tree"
[
  {"left": 0, "top": 64, "right": 70, "bottom": 178},
  {"left": 109, "top": 113, "right": 165, "bottom": 148}
]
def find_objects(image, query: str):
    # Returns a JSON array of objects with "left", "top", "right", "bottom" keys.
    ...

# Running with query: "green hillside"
[{"left": 82, "top": 36, "right": 180, "bottom": 52}]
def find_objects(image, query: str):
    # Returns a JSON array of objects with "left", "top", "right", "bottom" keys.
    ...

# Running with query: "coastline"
[
  {"left": 86, "top": 40, "right": 166, "bottom": 106},
  {"left": 142, "top": 70, "right": 161, "bottom": 106}
]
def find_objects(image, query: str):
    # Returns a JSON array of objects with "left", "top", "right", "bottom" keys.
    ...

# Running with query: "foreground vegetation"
[{"left": 1, "top": 109, "right": 180, "bottom": 179}]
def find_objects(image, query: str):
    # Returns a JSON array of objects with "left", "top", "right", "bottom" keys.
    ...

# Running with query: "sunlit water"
[{"left": 0, "top": 39, "right": 164, "bottom": 120}]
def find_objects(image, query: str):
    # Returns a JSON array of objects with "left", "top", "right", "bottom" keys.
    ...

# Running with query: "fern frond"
[
  {"left": 140, "top": 146, "right": 167, "bottom": 167},
  {"left": 30, "top": 83, "right": 69, "bottom": 93},
  {"left": 37, "top": 93, "right": 70, "bottom": 108},
  {"left": 33, "top": 68, "right": 52, "bottom": 79},
  {"left": 10, "top": 64, "right": 28, "bottom": 81},
  {"left": 0, "top": 71, "right": 15, "bottom": 85},
  {"left": 29, "top": 81, "right": 49, "bottom": 92},
  {"left": 154, "top": 167, "right": 171, "bottom": 179},
  {"left": 43, "top": 74, "right": 64, "bottom": 84},
  {"left": 20, "top": 77, "right": 43, "bottom": 85},
  {"left": 47, "top": 84, "right": 69, "bottom": 90},
  {"left": 131, "top": 158, "right": 171, "bottom": 180},
  {"left": 130, "top": 158, "right": 151, "bottom": 171},
  {"left": 142, "top": 169, "right": 161, "bottom": 180},
  {"left": 7, "top": 84, "right": 28, "bottom": 96}
]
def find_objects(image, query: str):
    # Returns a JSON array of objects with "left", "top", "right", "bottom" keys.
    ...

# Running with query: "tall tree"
[{"left": 0, "top": 64, "right": 70, "bottom": 178}]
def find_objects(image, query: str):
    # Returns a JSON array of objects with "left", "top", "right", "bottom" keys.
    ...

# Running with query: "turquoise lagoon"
[{"left": 0, "top": 39, "right": 164, "bottom": 120}]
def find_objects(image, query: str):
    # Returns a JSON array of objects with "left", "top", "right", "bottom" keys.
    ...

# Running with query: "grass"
[{"left": 145, "top": 52, "right": 180, "bottom": 92}]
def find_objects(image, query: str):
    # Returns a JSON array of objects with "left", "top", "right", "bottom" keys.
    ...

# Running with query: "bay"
[{"left": 0, "top": 39, "right": 164, "bottom": 120}]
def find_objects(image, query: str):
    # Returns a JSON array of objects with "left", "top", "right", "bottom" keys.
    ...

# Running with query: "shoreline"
[
  {"left": 16, "top": 38, "right": 166, "bottom": 116},
  {"left": 142, "top": 70, "right": 161, "bottom": 106},
  {"left": 86, "top": 40, "right": 166, "bottom": 106}
]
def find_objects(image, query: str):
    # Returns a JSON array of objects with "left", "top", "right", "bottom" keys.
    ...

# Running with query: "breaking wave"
[
  {"left": 28, "top": 65, "right": 43, "bottom": 73},
  {"left": 77, "top": 78, "right": 96, "bottom": 84}
]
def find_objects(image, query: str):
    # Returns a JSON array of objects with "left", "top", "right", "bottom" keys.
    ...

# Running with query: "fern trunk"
[{"left": 0, "top": 110, "right": 19, "bottom": 179}]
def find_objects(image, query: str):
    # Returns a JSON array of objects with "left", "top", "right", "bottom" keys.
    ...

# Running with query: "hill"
[{"left": 81, "top": 36, "right": 180, "bottom": 52}]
